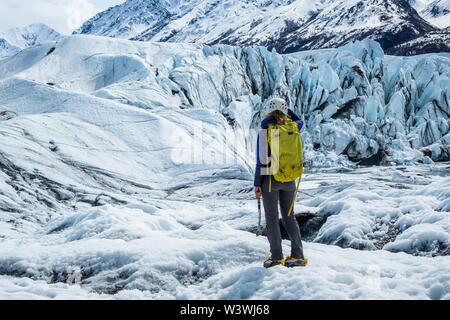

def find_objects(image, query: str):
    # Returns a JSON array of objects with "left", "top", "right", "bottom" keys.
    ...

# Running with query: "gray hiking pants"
[{"left": 261, "top": 175, "right": 304, "bottom": 260}]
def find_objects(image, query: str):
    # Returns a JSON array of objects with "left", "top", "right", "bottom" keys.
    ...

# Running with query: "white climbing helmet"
[{"left": 267, "top": 97, "right": 288, "bottom": 115}]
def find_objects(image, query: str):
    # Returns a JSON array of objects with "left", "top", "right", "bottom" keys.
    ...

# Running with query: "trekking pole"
[{"left": 256, "top": 198, "right": 263, "bottom": 236}]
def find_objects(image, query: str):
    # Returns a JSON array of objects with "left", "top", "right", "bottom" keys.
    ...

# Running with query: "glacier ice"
[{"left": 0, "top": 35, "right": 449, "bottom": 299}]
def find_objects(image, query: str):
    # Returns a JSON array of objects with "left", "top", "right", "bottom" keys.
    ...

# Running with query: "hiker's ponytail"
[{"left": 265, "top": 110, "right": 289, "bottom": 125}]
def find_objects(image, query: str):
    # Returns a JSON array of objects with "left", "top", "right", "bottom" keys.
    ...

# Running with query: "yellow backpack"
[{"left": 266, "top": 118, "right": 303, "bottom": 216}]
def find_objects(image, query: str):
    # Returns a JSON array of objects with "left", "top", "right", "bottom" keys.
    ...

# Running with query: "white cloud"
[
  {"left": 65, "top": 0, "right": 100, "bottom": 31},
  {"left": 0, "top": 0, "right": 100, "bottom": 34}
]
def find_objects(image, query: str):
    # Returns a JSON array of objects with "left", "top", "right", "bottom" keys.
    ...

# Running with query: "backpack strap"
[
  {"left": 266, "top": 132, "right": 271, "bottom": 193},
  {"left": 287, "top": 163, "right": 303, "bottom": 217},
  {"left": 287, "top": 121, "right": 304, "bottom": 216}
]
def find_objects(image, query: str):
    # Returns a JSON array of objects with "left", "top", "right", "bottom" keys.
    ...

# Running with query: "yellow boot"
[
  {"left": 263, "top": 256, "right": 285, "bottom": 268},
  {"left": 284, "top": 256, "right": 308, "bottom": 267}
]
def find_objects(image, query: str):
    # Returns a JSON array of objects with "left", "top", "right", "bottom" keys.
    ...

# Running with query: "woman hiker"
[{"left": 254, "top": 97, "right": 307, "bottom": 268}]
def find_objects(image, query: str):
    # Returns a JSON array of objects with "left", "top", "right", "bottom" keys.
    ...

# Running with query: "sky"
[{"left": 0, "top": 0, "right": 127, "bottom": 34}]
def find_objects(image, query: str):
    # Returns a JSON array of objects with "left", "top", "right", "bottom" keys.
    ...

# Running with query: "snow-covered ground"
[
  {"left": 0, "top": 35, "right": 449, "bottom": 299},
  {"left": 0, "top": 165, "right": 449, "bottom": 299}
]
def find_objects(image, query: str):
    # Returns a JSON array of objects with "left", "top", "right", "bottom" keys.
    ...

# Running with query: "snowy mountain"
[
  {"left": 0, "top": 23, "right": 62, "bottom": 59},
  {"left": 387, "top": 26, "right": 450, "bottom": 55},
  {"left": 416, "top": 0, "right": 450, "bottom": 28},
  {"left": 388, "top": 0, "right": 450, "bottom": 55},
  {"left": 73, "top": 0, "right": 438, "bottom": 54},
  {"left": 0, "top": 35, "right": 448, "bottom": 298},
  {"left": 0, "top": 39, "right": 21, "bottom": 59}
]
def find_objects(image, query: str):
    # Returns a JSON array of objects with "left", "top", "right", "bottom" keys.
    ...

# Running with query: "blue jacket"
[{"left": 254, "top": 109, "right": 303, "bottom": 187}]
